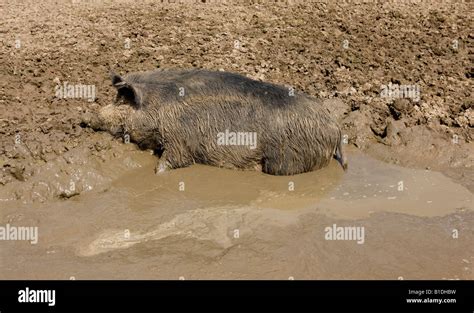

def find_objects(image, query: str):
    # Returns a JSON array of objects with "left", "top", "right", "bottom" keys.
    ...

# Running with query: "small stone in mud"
[
  {"left": 389, "top": 99, "right": 414, "bottom": 120},
  {"left": 383, "top": 119, "right": 405, "bottom": 146},
  {"left": 8, "top": 165, "right": 26, "bottom": 182},
  {"left": 59, "top": 189, "right": 80, "bottom": 199}
]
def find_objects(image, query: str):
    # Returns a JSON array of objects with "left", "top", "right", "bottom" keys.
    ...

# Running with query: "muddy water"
[{"left": 1, "top": 147, "right": 472, "bottom": 279}]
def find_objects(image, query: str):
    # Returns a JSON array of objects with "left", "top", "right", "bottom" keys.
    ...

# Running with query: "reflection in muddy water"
[{"left": 1, "top": 148, "right": 472, "bottom": 279}]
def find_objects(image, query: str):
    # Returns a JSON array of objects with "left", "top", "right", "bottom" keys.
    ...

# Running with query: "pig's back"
[{"left": 123, "top": 69, "right": 313, "bottom": 109}]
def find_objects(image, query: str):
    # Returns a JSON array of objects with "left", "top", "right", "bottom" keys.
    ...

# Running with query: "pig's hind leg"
[{"left": 261, "top": 146, "right": 303, "bottom": 176}]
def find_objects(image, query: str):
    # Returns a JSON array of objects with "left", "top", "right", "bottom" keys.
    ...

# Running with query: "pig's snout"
[
  {"left": 81, "top": 111, "right": 103, "bottom": 130},
  {"left": 82, "top": 105, "right": 133, "bottom": 137}
]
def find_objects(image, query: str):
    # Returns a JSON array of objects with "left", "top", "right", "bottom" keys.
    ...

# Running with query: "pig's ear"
[
  {"left": 114, "top": 82, "right": 144, "bottom": 108},
  {"left": 110, "top": 72, "right": 144, "bottom": 107},
  {"left": 110, "top": 71, "right": 124, "bottom": 86}
]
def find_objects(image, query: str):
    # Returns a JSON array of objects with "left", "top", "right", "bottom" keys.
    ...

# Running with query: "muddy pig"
[{"left": 83, "top": 69, "right": 347, "bottom": 175}]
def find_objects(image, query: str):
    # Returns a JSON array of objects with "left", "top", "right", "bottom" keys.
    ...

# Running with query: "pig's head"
[{"left": 81, "top": 72, "right": 158, "bottom": 149}]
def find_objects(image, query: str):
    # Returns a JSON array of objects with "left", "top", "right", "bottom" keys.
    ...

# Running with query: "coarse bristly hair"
[{"left": 91, "top": 68, "right": 347, "bottom": 175}]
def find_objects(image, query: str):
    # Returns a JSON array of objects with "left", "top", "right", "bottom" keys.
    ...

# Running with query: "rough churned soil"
[{"left": 0, "top": 0, "right": 472, "bottom": 194}]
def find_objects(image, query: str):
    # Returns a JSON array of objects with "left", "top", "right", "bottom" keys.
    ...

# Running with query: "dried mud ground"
[{"left": 0, "top": 0, "right": 473, "bottom": 279}]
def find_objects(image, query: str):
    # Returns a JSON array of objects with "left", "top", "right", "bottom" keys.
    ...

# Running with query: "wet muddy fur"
[{"left": 93, "top": 68, "right": 347, "bottom": 175}]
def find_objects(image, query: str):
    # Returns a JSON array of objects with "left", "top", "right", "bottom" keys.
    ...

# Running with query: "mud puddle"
[{"left": 0, "top": 148, "right": 472, "bottom": 279}]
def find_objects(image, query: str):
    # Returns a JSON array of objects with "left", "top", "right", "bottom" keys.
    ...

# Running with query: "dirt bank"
[{"left": 1, "top": 0, "right": 473, "bottom": 193}]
